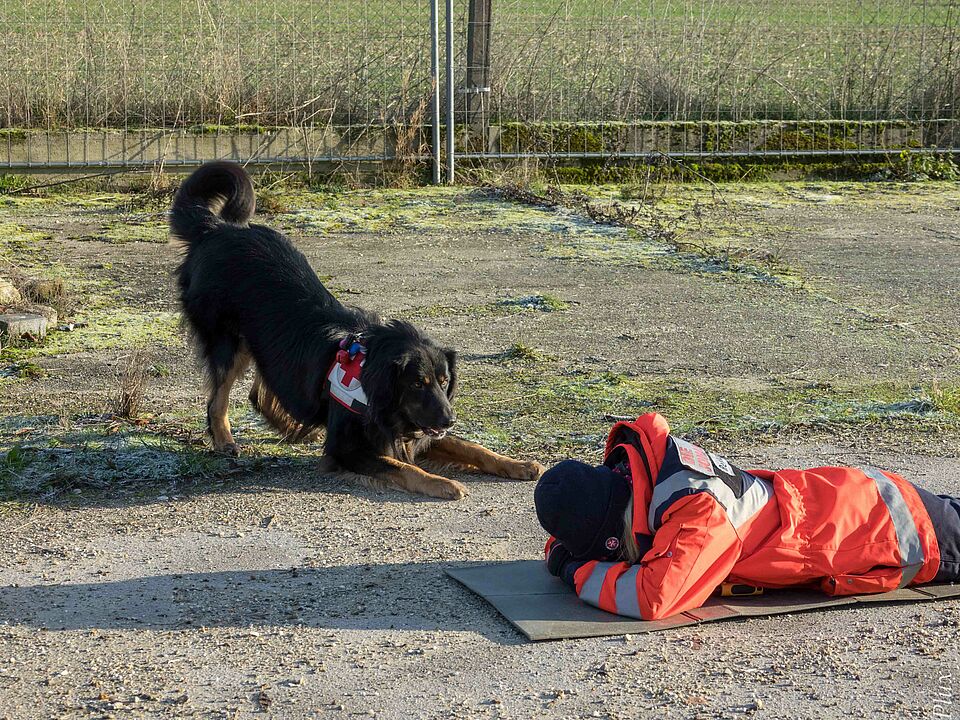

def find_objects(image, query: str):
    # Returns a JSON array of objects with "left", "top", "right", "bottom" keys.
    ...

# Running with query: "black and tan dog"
[{"left": 170, "top": 161, "right": 542, "bottom": 499}]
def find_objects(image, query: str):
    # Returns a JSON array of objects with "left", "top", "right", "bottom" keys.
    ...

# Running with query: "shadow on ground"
[{"left": 0, "top": 562, "right": 524, "bottom": 644}]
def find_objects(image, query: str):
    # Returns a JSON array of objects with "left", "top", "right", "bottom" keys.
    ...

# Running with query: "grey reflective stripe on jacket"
[
  {"left": 578, "top": 561, "right": 614, "bottom": 607},
  {"left": 647, "top": 469, "right": 773, "bottom": 534},
  {"left": 614, "top": 565, "right": 643, "bottom": 618},
  {"left": 861, "top": 466, "right": 925, "bottom": 587},
  {"left": 577, "top": 562, "right": 644, "bottom": 618}
]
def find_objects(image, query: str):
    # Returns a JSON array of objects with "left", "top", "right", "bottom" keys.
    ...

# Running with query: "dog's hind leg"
[
  {"left": 333, "top": 454, "right": 467, "bottom": 500},
  {"left": 206, "top": 340, "right": 251, "bottom": 456},
  {"left": 423, "top": 435, "right": 545, "bottom": 481},
  {"left": 248, "top": 373, "right": 321, "bottom": 443}
]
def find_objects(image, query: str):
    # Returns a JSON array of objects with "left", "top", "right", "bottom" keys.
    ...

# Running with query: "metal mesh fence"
[
  {"left": 2, "top": 0, "right": 436, "bottom": 167},
  {"left": 454, "top": 0, "right": 960, "bottom": 159},
  {"left": 3, "top": 0, "right": 434, "bottom": 129},
  {"left": 1, "top": 0, "right": 958, "bottom": 170}
]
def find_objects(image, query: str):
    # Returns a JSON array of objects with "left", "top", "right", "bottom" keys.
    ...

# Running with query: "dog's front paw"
[
  {"left": 424, "top": 476, "right": 468, "bottom": 500},
  {"left": 504, "top": 459, "right": 545, "bottom": 481},
  {"left": 522, "top": 460, "right": 546, "bottom": 481}
]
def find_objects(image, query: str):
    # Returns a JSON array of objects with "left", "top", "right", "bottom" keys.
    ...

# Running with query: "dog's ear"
[
  {"left": 443, "top": 348, "right": 458, "bottom": 401},
  {"left": 361, "top": 348, "right": 408, "bottom": 419}
]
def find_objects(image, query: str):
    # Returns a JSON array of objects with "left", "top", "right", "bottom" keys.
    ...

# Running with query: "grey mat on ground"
[{"left": 445, "top": 561, "right": 960, "bottom": 642}]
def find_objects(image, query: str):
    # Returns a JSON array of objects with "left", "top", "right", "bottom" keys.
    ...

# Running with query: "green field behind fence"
[{"left": 2, "top": 0, "right": 958, "bottom": 132}]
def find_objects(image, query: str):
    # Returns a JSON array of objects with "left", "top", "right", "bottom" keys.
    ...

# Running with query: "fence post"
[
  {"left": 445, "top": 0, "right": 455, "bottom": 183},
  {"left": 464, "top": 0, "right": 492, "bottom": 126},
  {"left": 430, "top": 0, "right": 441, "bottom": 185}
]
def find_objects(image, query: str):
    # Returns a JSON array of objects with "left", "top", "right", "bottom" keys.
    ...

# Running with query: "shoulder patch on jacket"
[{"left": 673, "top": 437, "right": 715, "bottom": 476}]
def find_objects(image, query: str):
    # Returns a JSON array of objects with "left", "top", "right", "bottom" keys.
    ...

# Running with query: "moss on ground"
[
  {"left": 0, "top": 361, "right": 46, "bottom": 380},
  {"left": 80, "top": 220, "right": 169, "bottom": 244},
  {"left": 275, "top": 186, "right": 594, "bottom": 237},
  {"left": 0, "top": 214, "right": 182, "bottom": 364},
  {"left": 453, "top": 362, "right": 960, "bottom": 460},
  {"left": 1, "top": 309, "right": 182, "bottom": 363},
  {"left": 0, "top": 403, "right": 332, "bottom": 501},
  {"left": 0, "top": 222, "right": 52, "bottom": 260},
  {"left": 414, "top": 294, "right": 571, "bottom": 319}
]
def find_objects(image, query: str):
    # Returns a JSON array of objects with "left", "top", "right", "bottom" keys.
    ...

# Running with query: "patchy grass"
[
  {"left": 932, "top": 383, "right": 960, "bottom": 416},
  {"left": 453, "top": 364, "right": 960, "bottom": 461},
  {"left": 0, "top": 361, "right": 46, "bottom": 380},
  {"left": 0, "top": 179, "right": 957, "bottom": 494},
  {"left": 0, "top": 404, "right": 332, "bottom": 501},
  {"left": 413, "top": 294, "right": 572, "bottom": 320},
  {"left": 275, "top": 186, "right": 638, "bottom": 240},
  {"left": 502, "top": 182, "right": 807, "bottom": 288},
  {"left": 0, "top": 433, "right": 228, "bottom": 499},
  {"left": 80, "top": 220, "right": 169, "bottom": 244},
  {"left": 496, "top": 294, "right": 569, "bottom": 313},
  {"left": 0, "top": 310, "right": 182, "bottom": 363},
  {"left": 0, "top": 222, "right": 51, "bottom": 261},
  {"left": 503, "top": 342, "right": 550, "bottom": 363}
]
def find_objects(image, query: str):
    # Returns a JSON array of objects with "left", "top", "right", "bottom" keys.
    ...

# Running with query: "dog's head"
[{"left": 361, "top": 320, "right": 458, "bottom": 438}]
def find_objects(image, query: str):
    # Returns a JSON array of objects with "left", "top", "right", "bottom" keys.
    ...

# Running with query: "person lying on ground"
[{"left": 534, "top": 412, "right": 960, "bottom": 621}]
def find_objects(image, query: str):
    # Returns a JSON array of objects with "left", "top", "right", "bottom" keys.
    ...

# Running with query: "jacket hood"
[{"left": 603, "top": 412, "right": 672, "bottom": 537}]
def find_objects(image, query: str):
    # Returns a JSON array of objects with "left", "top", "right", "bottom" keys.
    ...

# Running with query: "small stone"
[
  {"left": 0, "top": 312, "right": 48, "bottom": 340},
  {"left": 0, "top": 279, "right": 21, "bottom": 306}
]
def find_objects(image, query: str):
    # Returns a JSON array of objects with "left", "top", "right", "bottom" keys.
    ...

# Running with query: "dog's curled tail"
[{"left": 170, "top": 161, "right": 256, "bottom": 246}]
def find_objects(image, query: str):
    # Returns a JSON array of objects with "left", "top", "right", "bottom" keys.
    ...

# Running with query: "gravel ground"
[{"left": 0, "top": 180, "right": 958, "bottom": 719}]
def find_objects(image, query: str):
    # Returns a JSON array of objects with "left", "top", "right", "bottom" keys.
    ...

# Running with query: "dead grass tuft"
[{"left": 110, "top": 349, "right": 151, "bottom": 420}]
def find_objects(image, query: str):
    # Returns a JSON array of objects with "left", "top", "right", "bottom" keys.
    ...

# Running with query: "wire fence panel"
[
  {"left": 1, "top": 0, "right": 436, "bottom": 168},
  {"left": 1, "top": 0, "right": 958, "bottom": 170},
  {"left": 454, "top": 0, "right": 960, "bottom": 160}
]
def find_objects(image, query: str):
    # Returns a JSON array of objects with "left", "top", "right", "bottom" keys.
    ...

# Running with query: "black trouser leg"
[{"left": 915, "top": 484, "right": 960, "bottom": 583}]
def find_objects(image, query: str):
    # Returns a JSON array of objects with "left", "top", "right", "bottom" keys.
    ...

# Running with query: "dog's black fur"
[{"left": 171, "top": 161, "right": 484, "bottom": 497}]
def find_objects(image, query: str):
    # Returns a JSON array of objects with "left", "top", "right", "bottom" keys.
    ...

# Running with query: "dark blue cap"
[{"left": 534, "top": 459, "right": 632, "bottom": 560}]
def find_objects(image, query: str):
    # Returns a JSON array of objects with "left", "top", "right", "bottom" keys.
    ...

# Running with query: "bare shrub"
[{"left": 110, "top": 349, "right": 151, "bottom": 421}]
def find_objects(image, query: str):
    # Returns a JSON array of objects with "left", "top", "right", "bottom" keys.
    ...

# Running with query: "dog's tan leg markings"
[
  {"left": 337, "top": 454, "right": 468, "bottom": 500},
  {"left": 424, "top": 435, "right": 545, "bottom": 481},
  {"left": 207, "top": 351, "right": 251, "bottom": 456},
  {"left": 248, "top": 372, "right": 320, "bottom": 443}
]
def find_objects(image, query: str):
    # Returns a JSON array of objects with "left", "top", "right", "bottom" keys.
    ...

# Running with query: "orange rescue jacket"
[{"left": 561, "top": 413, "right": 942, "bottom": 621}]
